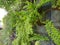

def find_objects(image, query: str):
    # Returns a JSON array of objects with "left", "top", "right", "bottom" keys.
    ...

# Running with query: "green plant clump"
[
  {"left": 45, "top": 21, "right": 60, "bottom": 45},
  {"left": 12, "top": 0, "right": 50, "bottom": 45},
  {"left": 0, "top": 0, "right": 60, "bottom": 45}
]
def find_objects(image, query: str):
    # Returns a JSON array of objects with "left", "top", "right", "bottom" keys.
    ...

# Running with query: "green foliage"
[
  {"left": 0, "top": 30, "right": 11, "bottom": 45},
  {"left": 1, "top": 0, "right": 60, "bottom": 45},
  {"left": 2, "top": 0, "right": 50, "bottom": 45},
  {"left": 12, "top": 1, "right": 49, "bottom": 45},
  {"left": 0, "top": 0, "right": 15, "bottom": 10},
  {"left": 45, "top": 21, "right": 60, "bottom": 45},
  {"left": 56, "top": 0, "right": 60, "bottom": 7},
  {"left": 29, "top": 34, "right": 49, "bottom": 41},
  {"left": 52, "top": 0, "right": 60, "bottom": 8}
]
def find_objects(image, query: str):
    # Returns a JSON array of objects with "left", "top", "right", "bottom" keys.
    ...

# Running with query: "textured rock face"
[
  {"left": 40, "top": 41, "right": 54, "bottom": 45},
  {"left": 46, "top": 10, "right": 60, "bottom": 29},
  {"left": 51, "top": 10, "right": 60, "bottom": 28},
  {"left": 34, "top": 25, "right": 46, "bottom": 34},
  {"left": 34, "top": 10, "right": 60, "bottom": 45},
  {"left": 35, "top": 25, "right": 54, "bottom": 45}
]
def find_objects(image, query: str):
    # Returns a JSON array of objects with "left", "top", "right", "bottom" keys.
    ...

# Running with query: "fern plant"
[
  {"left": 12, "top": 0, "right": 51, "bottom": 45},
  {"left": 45, "top": 21, "right": 60, "bottom": 45}
]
